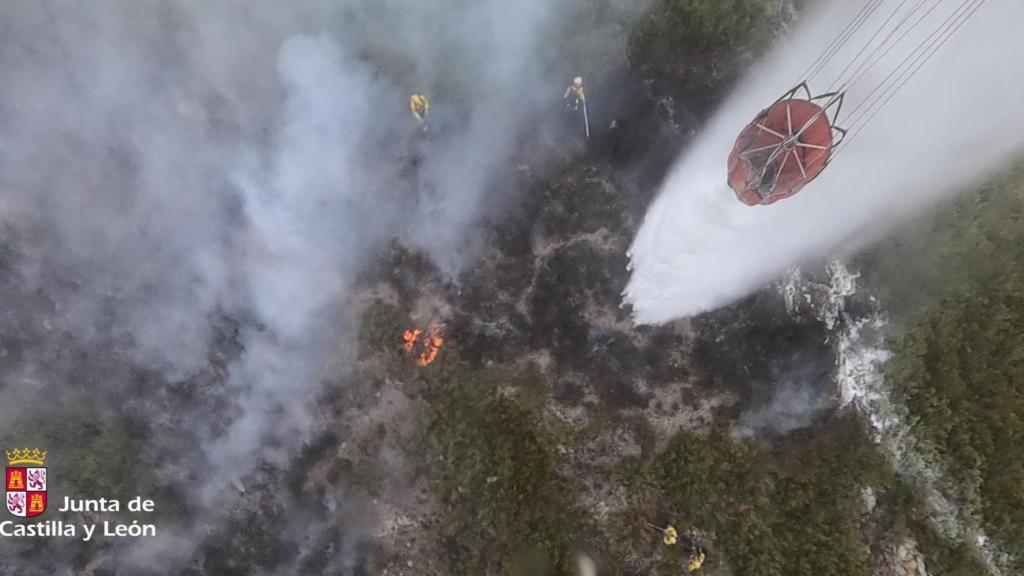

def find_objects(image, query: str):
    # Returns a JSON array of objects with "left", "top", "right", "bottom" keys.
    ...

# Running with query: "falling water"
[{"left": 626, "top": 0, "right": 1024, "bottom": 323}]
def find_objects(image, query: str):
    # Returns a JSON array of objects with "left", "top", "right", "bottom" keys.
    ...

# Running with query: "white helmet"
[
  {"left": 573, "top": 76, "right": 583, "bottom": 86},
  {"left": 575, "top": 553, "right": 596, "bottom": 576}
]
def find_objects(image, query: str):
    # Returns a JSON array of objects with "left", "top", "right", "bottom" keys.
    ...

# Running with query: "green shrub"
[
  {"left": 0, "top": 408, "right": 147, "bottom": 504},
  {"left": 630, "top": 0, "right": 781, "bottom": 84},
  {"left": 358, "top": 300, "right": 403, "bottom": 355},
  {"left": 620, "top": 414, "right": 884, "bottom": 576},
  {"left": 886, "top": 290, "right": 1024, "bottom": 569},
  {"left": 860, "top": 161, "right": 1024, "bottom": 569},
  {"left": 424, "top": 364, "right": 582, "bottom": 576}
]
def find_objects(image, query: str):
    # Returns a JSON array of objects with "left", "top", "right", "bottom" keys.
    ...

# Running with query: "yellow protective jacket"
[
  {"left": 563, "top": 84, "right": 586, "bottom": 103},
  {"left": 410, "top": 93, "right": 429, "bottom": 123},
  {"left": 662, "top": 526, "right": 678, "bottom": 546},
  {"left": 687, "top": 551, "right": 706, "bottom": 572}
]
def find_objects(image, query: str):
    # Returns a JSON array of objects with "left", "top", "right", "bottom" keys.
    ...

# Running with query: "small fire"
[
  {"left": 419, "top": 328, "right": 444, "bottom": 367},
  {"left": 402, "top": 329, "right": 422, "bottom": 353},
  {"left": 402, "top": 324, "right": 445, "bottom": 366}
]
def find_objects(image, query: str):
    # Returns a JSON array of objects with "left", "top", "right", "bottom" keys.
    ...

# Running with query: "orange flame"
[
  {"left": 402, "top": 329, "right": 422, "bottom": 353},
  {"left": 419, "top": 327, "right": 445, "bottom": 366},
  {"left": 402, "top": 325, "right": 444, "bottom": 366}
]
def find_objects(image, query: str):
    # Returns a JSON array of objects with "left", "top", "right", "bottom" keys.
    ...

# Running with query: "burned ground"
[
  {"left": 321, "top": 63, "right": 890, "bottom": 574},
  {"left": 0, "top": 2, "right": 994, "bottom": 575},
  {"left": 691, "top": 290, "right": 835, "bottom": 416},
  {"left": 0, "top": 30, "right": 859, "bottom": 576}
]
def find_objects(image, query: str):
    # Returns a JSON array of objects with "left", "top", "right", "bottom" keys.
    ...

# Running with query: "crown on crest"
[{"left": 6, "top": 448, "right": 46, "bottom": 466}]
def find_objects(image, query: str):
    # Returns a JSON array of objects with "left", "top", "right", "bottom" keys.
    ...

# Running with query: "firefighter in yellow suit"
[
  {"left": 563, "top": 76, "right": 585, "bottom": 111},
  {"left": 687, "top": 547, "right": 706, "bottom": 572},
  {"left": 410, "top": 93, "right": 429, "bottom": 131}
]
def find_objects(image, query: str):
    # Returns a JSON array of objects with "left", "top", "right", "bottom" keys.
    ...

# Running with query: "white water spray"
[{"left": 626, "top": 0, "right": 1024, "bottom": 323}]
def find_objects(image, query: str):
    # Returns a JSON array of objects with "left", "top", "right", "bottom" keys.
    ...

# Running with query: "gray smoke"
[
  {"left": 0, "top": 0, "right": 627, "bottom": 570},
  {"left": 733, "top": 381, "right": 835, "bottom": 439},
  {"left": 626, "top": 0, "right": 1024, "bottom": 323}
]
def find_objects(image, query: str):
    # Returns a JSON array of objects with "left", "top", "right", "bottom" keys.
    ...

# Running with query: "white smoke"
[
  {"left": 0, "top": 0, "right": 566, "bottom": 447},
  {"left": 625, "top": 0, "right": 1024, "bottom": 323},
  {"left": 198, "top": 34, "right": 388, "bottom": 492},
  {"left": 0, "top": 0, "right": 600, "bottom": 569},
  {"left": 733, "top": 380, "right": 834, "bottom": 438}
]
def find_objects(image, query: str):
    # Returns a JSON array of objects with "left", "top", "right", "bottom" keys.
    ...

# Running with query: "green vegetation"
[
  {"left": 418, "top": 360, "right": 909, "bottom": 576},
  {"left": 358, "top": 300, "right": 403, "bottom": 356},
  {"left": 630, "top": 0, "right": 782, "bottom": 88},
  {"left": 0, "top": 404, "right": 148, "bottom": 502},
  {"left": 423, "top": 363, "right": 583, "bottom": 576},
  {"left": 885, "top": 290, "right": 1024, "bottom": 568},
  {"left": 915, "top": 520, "right": 991, "bottom": 576},
  {"left": 620, "top": 414, "right": 887, "bottom": 576},
  {"left": 880, "top": 478, "right": 989, "bottom": 576},
  {"left": 859, "top": 162, "right": 1024, "bottom": 570},
  {"left": 859, "top": 163, "right": 1024, "bottom": 324}
]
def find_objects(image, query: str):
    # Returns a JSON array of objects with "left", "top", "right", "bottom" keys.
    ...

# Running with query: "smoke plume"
[{"left": 0, "top": 0, "right": 611, "bottom": 570}]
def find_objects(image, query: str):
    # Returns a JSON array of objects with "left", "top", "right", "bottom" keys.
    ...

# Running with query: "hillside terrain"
[{"left": 1, "top": 1, "right": 1021, "bottom": 575}]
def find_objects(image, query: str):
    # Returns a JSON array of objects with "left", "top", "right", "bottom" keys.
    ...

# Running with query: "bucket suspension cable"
[
  {"left": 809, "top": 0, "right": 989, "bottom": 152},
  {"left": 727, "top": 0, "right": 991, "bottom": 205},
  {"left": 844, "top": 0, "right": 984, "bottom": 128},
  {"left": 798, "top": 0, "right": 886, "bottom": 83},
  {"left": 826, "top": 0, "right": 913, "bottom": 92},
  {"left": 838, "top": 0, "right": 989, "bottom": 150},
  {"left": 842, "top": 0, "right": 946, "bottom": 92},
  {"left": 836, "top": 0, "right": 934, "bottom": 92},
  {"left": 796, "top": 0, "right": 989, "bottom": 133}
]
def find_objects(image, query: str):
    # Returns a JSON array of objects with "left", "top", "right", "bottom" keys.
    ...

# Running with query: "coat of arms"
[{"left": 5, "top": 448, "right": 47, "bottom": 517}]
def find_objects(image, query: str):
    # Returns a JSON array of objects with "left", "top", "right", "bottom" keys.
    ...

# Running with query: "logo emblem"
[{"left": 5, "top": 448, "right": 47, "bottom": 517}]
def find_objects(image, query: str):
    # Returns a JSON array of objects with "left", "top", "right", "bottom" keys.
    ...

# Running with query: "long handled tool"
[{"left": 582, "top": 99, "right": 591, "bottom": 138}]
